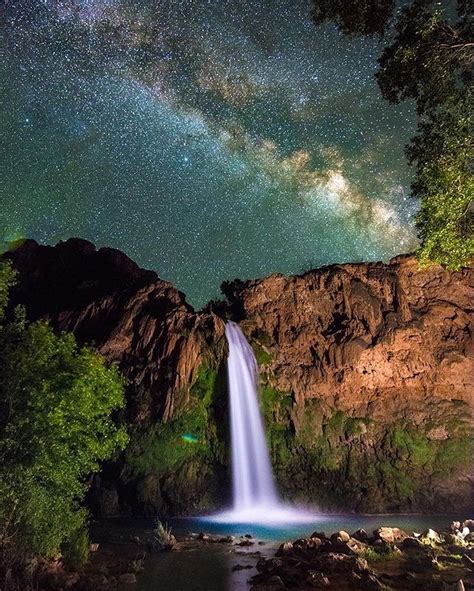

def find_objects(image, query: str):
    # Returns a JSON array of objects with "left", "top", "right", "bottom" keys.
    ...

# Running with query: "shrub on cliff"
[{"left": 0, "top": 262, "right": 128, "bottom": 569}]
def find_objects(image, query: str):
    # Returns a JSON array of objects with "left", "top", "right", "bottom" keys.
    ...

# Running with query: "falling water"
[
  {"left": 208, "top": 321, "right": 316, "bottom": 524},
  {"left": 226, "top": 321, "right": 279, "bottom": 511},
  {"left": 201, "top": 321, "right": 317, "bottom": 524}
]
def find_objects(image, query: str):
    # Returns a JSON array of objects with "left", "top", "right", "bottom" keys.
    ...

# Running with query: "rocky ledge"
[
  {"left": 4, "top": 239, "right": 474, "bottom": 514},
  {"left": 251, "top": 521, "right": 474, "bottom": 590}
]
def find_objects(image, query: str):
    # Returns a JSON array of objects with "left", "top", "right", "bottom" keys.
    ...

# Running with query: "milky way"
[{"left": 2, "top": 0, "right": 418, "bottom": 307}]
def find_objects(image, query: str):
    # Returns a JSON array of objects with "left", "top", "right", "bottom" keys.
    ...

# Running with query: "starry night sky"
[{"left": 2, "top": 0, "right": 419, "bottom": 307}]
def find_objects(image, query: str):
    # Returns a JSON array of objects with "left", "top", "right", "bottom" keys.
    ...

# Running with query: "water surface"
[{"left": 107, "top": 514, "right": 459, "bottom": 590}]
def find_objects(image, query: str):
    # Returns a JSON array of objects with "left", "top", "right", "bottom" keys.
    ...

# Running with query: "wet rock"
[
  {"left": 334, "top": 538, "right": 365, "bottom": 556},
  {"left": 239, "top": 539, "right": 254, "bottom": 546},
  {"left": 401, "top": 537, "right": 424, "bottom": 550},
  {"left": 444, "top": 533, "right": 465, "bottom": 546},
  {"left": 232, "top": 564, "right": 253, "bottom": 572},
  {"left": 330, "top": 530, "right": 350, "bottom": 543},
  {"left": 419, "top": 528, "right": 442, "bottom": 545},
  {"left": 312, "top": 552, "right": 360, "bottom": 574},
  {"left": 451, "top": 521, "right": 462, "bottom": 533},
  {"left": 256, "top": 558, "right": 283, "bottom": 574},
  {"left": 353, "top": 557, "right": 369, "bottom": 573},
  {"left": 276, "top": 542, "right": 293, "bottom": 557},
  {"left": 311, "top": 532, "right": 328, "bottom": 542},
  {"left": 218, "top": 535, "right": 235, "bottom": 543}
]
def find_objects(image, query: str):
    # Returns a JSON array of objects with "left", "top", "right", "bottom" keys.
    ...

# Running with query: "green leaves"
[
  {"left": 311, "top": 0, "right": 474, "bottom": 268},
  {"left": 0, "top": 263, "right": 128, "bottom": 563}
]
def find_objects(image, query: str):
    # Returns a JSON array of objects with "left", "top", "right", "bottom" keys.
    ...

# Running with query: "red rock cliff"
[{"left": 4, "top": 240, "right": 473, "bottom": 513}]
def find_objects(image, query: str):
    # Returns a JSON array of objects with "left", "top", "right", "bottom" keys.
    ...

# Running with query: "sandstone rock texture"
[
  {"left": 4, "top": 240, "right": 474, "bottom": 514},
  {"left": 5, "top": 238, "right": 226, "bottom": 423},
  {"left": 229, "top": 255, "right": 473, "bottom": 423}
]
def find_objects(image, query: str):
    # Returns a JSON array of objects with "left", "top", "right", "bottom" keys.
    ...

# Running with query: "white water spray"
[
  {"left": 226, "top": 321, "right": 279, "bottom": 511},
  {"left": 206, "top": 321, "right": 316, "bottom": 524}
]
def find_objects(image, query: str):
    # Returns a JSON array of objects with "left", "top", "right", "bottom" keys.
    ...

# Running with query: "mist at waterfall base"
[{"left": 200, "top": 321, "right": 318, "bottom": 527}]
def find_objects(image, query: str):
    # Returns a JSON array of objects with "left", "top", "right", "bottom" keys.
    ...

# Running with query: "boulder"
[
  {"left": 374, "top": 527, "right": 408, "bottom": 544},
  {"left": 352, "top": 529, "right": 369, "bottom": 543},
  {"left": 419, "top": 529, "right": 442, "bottom": 545},
  {"left": 330, "top": 530, "right": 351, "bottom": 543},
  {"left": 276, "top": 542, "right": 293, "bottom": 557},
  {"left": 401, "top": 537, "right": 424, "bottom": 550}
]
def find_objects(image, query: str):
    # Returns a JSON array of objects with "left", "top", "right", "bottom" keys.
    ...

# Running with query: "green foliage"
[
  {"left": 0, "top": 262, "right": 16, "bottom": 320},
  {"left": 61, "top": 527, "right": 90, "bottom": 569},
  {"left": 126, "top": 402, "right": 210, "bottom": 477},
  {"left": 311, "top": 0, "right": 474, "bottom": 268},
  {"left": 125, "top": 364, "right": 224, "bottom": 478},
  {"left": 0, "top": 263, "right": 128, "bottom": 564},
  {"left": 260, "top": 385, "right": 294, "bottom": 465},
  {"left": 361, "top": 546, "right": 400, "bottom": 562},
  {"left": 253, "top": 343, "right": 272, "bottom": 365},
  {"left": 153, "top": 519, "right": 173, "bottom": 550}
]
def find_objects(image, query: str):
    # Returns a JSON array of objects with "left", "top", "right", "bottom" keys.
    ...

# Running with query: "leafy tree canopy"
[
  {"left": 0, "top": 262, "right": 128, "bottom": 566},
  {"left": 311, "top": 0, "right": 473, "bottom": 269}
]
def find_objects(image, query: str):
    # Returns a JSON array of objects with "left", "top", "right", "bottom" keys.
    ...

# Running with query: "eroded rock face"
[
  {"left": 5, "top": 241, "right": 474, "bottom": 514},
  {"left": 5, "top": 238, "right": 226, "bottom": 423},
  {"left": 223, "top": 256, "right": 474, "bottom": 511},
  {"left": 225, "top": 255, "right": 473, "bottom": 418},
  {"left": 5, "top": 239, "right": 228, "bottom": 515}
]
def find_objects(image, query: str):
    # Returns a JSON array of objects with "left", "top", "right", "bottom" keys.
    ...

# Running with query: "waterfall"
[
  {"left": 225, "top": 321, "right": 279, "bottom": 511},
  {"left": 201, "top": 321, "right": 316, "bottom": 524}
]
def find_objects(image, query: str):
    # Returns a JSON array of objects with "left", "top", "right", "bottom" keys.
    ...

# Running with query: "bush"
[
  {"left": 0, "top": 262, "right": 128, "bottom": 567},
  {"left": 61, "top": 527, "right": 90, "bottom": 569},
  {"left": 153, "top": 519, "right": 173, "bottom": 550}
]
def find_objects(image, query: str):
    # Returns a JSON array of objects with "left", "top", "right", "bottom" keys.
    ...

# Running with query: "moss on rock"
[{"left": 123, "top": 361, "right": 229, "bottom": 515}]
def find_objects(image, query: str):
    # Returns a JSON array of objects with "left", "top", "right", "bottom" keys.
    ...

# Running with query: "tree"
[
  {"left": 0, "top": 262, "right": 128, "bottom": 568},
  {"left": 311, "top": 0, "right": 473, "bottom": 269}
]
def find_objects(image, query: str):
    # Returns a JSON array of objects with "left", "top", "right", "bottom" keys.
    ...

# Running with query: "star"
[{"left": 2, "top": 0, "right": 418, "bottom": 307}]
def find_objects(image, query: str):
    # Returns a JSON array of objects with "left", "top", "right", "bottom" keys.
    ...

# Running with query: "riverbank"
[{"left": 28, "top": 515, "right": 472, "bottom": 591}]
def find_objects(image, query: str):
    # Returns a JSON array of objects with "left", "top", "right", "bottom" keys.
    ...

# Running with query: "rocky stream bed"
[{"left": 31, "top": 518, "right": 474, "bottom": 591}]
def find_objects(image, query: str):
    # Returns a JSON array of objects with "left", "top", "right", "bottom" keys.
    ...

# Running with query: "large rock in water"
[{"left": 4, "top": 240, "right": 474, "bottom": 514}]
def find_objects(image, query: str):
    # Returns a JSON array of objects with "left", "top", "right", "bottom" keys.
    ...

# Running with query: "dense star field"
[{"left": 2, "top": 0, "right": 418, "bottom": 307}]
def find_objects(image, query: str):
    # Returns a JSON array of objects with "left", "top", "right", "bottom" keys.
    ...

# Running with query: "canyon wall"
[{"left": 4, "top": 239, "right": 474, "bottom": 514}]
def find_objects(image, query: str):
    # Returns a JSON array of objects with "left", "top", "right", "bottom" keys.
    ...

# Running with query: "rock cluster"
[{"left": 251, "top": 522, "right": 474, "bottom": 590}]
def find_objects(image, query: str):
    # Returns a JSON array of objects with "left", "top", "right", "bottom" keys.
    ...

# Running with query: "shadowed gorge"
[{"left": 5, "top": 238, "right": 473, "bottom": 517}]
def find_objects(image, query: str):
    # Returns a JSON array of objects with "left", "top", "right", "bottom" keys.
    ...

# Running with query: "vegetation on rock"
[
  {"left": 259, "top": 373, "right": 474, "bottom": 511},
  {"left": 124, "top": 362, "right": 230, "bottom": 514}
]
